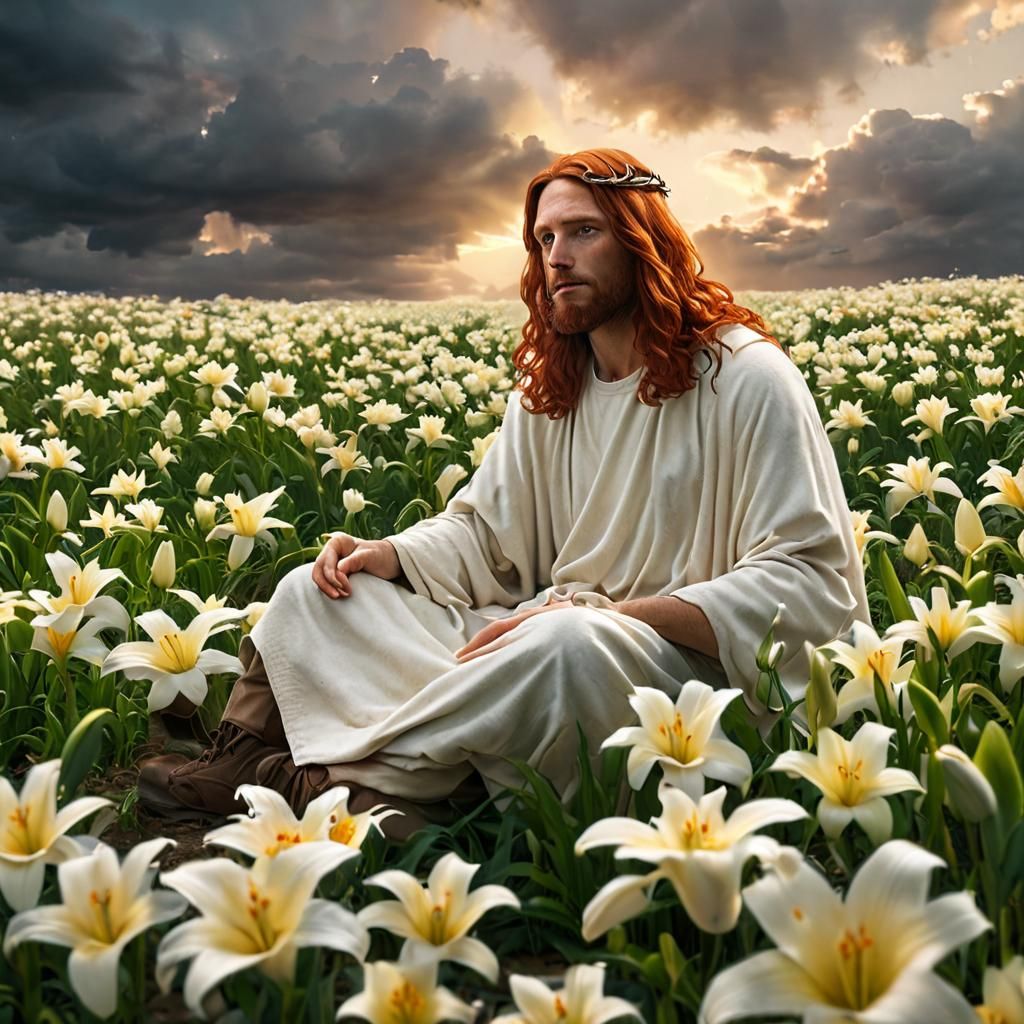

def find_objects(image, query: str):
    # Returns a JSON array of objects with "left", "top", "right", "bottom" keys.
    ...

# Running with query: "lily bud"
[
  {"left": 46, "top": 490, "right": 68, "bottom": 532},
  {"left": 804, "top": 641, "right": 837, "bottom": 741},
  {"left": 342, "top": 489, "right": 366, "bottom": 514},
  {"left": 193, "top": 497, "right": 218, "bottom": 531},
  {"left": 935, "top": 744, "right": 997, "bottom": 822},
  {"left": 954, "top": 498, "right": 986, "bottom": 558},
  {"left": 847, "top": 436, "right": 859, "bottom": 455},
  {"left": 435, "top": 464, "right": 468, "bottom": 507},
  {"left": 246, "top": 381, "right": 269, "bottom": 414},
  {"left": 196, "top": 472, "right": 215, "bottom": 497},
  {"left": 150, "top": 539, "right": 176, "bottom": 589},
  {"left": 891, "top": 381, "right": 914, "bottom": 407},
  {"left": 903, "top": 522, "right": 930, "bottom": 567}
]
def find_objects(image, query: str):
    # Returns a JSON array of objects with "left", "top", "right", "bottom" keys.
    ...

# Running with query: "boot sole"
[{"left": 136, "top": 777, "right": 229, "bottom": 824}]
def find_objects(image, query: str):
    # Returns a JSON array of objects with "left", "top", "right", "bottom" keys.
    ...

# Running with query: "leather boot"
[{"left": 137, "top": 722, "right": 285, "bottom": 821}]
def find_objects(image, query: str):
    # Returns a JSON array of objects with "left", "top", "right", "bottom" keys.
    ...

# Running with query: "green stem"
[
  {"left": 57, "top": 657, "right": 79, "bottom": 730},
  {"left": 18, "top": 945, "right": 41, "bottom": 1024}
]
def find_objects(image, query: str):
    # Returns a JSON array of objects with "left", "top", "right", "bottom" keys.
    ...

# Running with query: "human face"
[{"left": 533, "top": 178, "right": 635, "bottom": 335}]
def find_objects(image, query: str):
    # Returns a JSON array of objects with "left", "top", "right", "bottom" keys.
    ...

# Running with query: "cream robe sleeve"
[
  {"left": 384, "top": 390, "right": 554, "bottom": 611},
  {"left": 671, "top": 340, "right": 869, "bottom": 707}
]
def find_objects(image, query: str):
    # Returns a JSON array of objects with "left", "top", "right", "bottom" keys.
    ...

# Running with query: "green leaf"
[
  {"left": 57, "top": 707, "right": 114, "bottom": 806},
  {"left": 907, "top": 679, "right": 948, "bottom": 749},
  {"left": 875, "top": 547, "right": 913, "bottom": 623},
  {"left": 973, "top": 721, "right": 1024, "bottom": 851}
]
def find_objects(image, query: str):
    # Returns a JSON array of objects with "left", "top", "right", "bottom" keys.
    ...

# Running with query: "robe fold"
[{"left": 251, "top": 323, "right": 870, "bottom": 800}]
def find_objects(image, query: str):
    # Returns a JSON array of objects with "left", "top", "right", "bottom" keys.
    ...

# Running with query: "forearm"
[{"left": 613, "top": 595, "right": 720, "bottom": 660}]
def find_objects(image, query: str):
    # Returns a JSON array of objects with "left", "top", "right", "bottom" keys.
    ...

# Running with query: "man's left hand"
[{"left": 454, "top": 598, "right": 574, "bottom": 663}]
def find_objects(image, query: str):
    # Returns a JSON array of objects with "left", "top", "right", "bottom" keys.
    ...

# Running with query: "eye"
[{"left": 579, "top": 225, "right": 595, "bottom": 236}]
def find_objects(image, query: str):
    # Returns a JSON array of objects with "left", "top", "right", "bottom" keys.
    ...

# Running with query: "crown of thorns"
[{"left": 580, "top": 163, "right": 670, "bottom": 196}]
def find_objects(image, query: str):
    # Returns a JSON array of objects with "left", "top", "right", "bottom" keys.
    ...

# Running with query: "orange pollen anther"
[{"left": 389, "top": 980, "right": 425, "bottom": 1023}]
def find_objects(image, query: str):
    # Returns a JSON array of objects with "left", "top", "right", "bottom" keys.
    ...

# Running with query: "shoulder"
[{"left": 709, "top": 324, "right": 806, "bottom": 401}]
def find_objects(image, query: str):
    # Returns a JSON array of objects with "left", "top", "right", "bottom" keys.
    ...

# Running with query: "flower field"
[{"left": 1, "top": 275, "right": 1023, "bottom": 1022}]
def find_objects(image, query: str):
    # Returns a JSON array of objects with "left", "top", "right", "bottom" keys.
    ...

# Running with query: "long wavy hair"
[{"left": 515, "top": 148, "right": 780, "bottom": 418}]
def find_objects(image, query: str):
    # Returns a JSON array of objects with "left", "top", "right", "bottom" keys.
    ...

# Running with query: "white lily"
[
  {"left": 124, "top": 497, "right": 168, "bottom": 534},
  {"left": 204, "top": 783, "right": 397, "bottom": 859},
  {"left": 30, "top": 605, "right": 112, "bottom": 667},
  {"left": 79, "top": 500, "right": 130, "bottom": 538},
  {"left": 975, "top": 956, "right": 1024, "bottom": 1024},
  {"left": 359, "top": 851, "right": 519, "bottom": 983},
  {"left": 157, "top": 843, "right": 368, "bottom": 1019},
  {"left": 957, "top": 392, "right": 1024, "bottom": 433},
  {"left": 492, "top": 963, "right": 641, "bottom": 1024},
  {"left": 90, "top": 468, "right": 154, "bottom": 502},
  {"left": 101, "top": 607, "right": 244, "bottom": 712},
  {"left": 883, "top": 585, "right": 985, "bottom": 661},
  {"left": 0, "top": 432, "right": 42, "bottom": 480},
  {"left": 848, "top": 510, "right": 899, "bottom": 562},
  {"left": 317, "top": 434, "right": 371, "bottom": 483},
  {"left": 824, "top": 399, "right": 873, "bottom": 435},
  {"left": 575, "top": 783, "right": 807, "bottom": 936},
  {"left": 0, "top": 589, "right": 42, "bottom": 625},
  {"left": 823, "top": 621, "right": 915, "bottom": 723},
  {"left": 601, "top": 682, "right": 751, "bottom": 797},
  {"left": 961, "top": 573, "right": 1024, "bottom": 691},
  {"left": 167, "top": 588, "right": 247, "bottom": 617},
  {"left": 879, "top": 456, "right": 963, "bottom": 518},
  {"left": 205, "top": 485, "right": 292, "bottom": 570},
  {"left": 359, "top": 399, "right": 409, "bottom": 430},
  {"left": 699, "top": 840, "right": 991, "bottom": 1023},
  {"left": 0, "top": 759, "right": 112, "bottom": 911},
  {"left": 3, "top": 838, "right": 186, "bottom": 1019},
  {"left": 337, "top": 959, "right": 475, "bottom": 1024},
  {"left": 28, "top": 551, "right": 129, "bottom": 634},
  {"left": 769, "top": 723, "right": 923, "bottom": 845},
  {"left": 977, "top": 460, "right": 1024, "bottom": 513},
  {"left": 900, "top": 395, "right": 956, "bottom": 439},
  {"left": 405, "top": 414, "right": 456, "bottom": 451}
]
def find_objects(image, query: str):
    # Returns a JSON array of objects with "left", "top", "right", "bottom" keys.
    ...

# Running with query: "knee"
[
  {"left": 269, "top": 561, "right": 316, "bottom": 605},
  {"left": 519, "top": 607, "right": 625, "bottom": 664}
]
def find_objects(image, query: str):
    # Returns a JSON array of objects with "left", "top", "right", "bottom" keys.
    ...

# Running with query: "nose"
[{"left": 547, "top": 232, "right": 573, "bottom": 270}]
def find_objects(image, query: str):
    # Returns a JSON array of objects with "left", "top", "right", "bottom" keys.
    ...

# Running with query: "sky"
[{"left": 1, "top": 0, "right": 1022, "bottom": 301}]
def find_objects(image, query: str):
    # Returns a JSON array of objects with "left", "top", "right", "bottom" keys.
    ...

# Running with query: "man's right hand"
[{"left": 312, "top": 533, "right": 401, "bottom": 599}]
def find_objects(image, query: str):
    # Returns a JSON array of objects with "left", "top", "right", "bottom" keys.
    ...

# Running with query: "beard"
[{"left": 546, "top": 264, "right": 636, "bottom": 336}]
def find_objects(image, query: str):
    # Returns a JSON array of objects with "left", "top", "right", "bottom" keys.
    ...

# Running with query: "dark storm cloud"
[
  {"left": 703, "top": 146, "right": 817, "bottom": 198},
  {"left": 477, "top": 0, "right": 1019, "bottom": 133},
  {"left": 0, "top": 1, "right": 551, "bottom": 299},
  {"left": 693, "top": 78, "right": 1024, "bottom": 288}
]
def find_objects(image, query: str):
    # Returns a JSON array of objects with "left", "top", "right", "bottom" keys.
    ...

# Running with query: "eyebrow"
[{"left": 532, "top": 216, "right": 601, "bottom": 238}]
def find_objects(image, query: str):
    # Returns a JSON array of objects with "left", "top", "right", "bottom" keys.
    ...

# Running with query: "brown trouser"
[{"left": 221, "top": 634, "right": 289, "bottom": 748}]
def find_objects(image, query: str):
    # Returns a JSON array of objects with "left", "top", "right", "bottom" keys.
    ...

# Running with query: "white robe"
[{"left": 251, "top": 324, "right": 869, "bottom": 800}]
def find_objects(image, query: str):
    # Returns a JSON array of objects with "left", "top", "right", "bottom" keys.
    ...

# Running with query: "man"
[{"left": 140, "top": 148, "right": 869, "bottom": 833}]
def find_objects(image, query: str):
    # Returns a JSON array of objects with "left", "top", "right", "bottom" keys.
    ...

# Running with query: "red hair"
[{"left": 515, "top": 148, "right": 781, "bottom": 418}]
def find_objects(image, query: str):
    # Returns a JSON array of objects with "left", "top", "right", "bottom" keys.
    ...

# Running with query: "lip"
[{"left": 554, "top": 283, "right": 584, "bottom": 294}]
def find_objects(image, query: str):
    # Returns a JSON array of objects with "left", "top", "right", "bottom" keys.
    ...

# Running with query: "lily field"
[{"left": 0, "top": 276, "right": 1023, "bottom": 1022}]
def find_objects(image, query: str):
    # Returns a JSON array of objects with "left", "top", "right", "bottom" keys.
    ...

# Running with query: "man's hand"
[
  {"left": 312, "top": 533, "right": 401, "bottom": 599},
  {"left": 455, "top": 598, "right": 572, "bottom": 663}
]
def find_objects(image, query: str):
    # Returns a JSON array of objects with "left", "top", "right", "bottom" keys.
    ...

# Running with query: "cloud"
[
  {"left": 701, "top": 146, "right": 817, "bottom": 199},
  {"left": 692, "top": 77, "right": 1024, "bottom": 288},
  {"left": 483, "top": 0, "right": 1022, "bottom": 133},
  {"left": 0, "top": 1, "right": 551, "bottom": 299}
]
